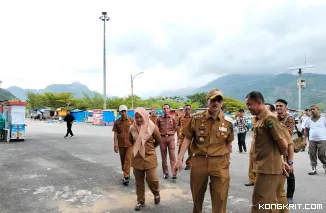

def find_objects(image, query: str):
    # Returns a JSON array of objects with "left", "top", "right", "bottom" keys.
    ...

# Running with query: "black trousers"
[
  {"left": 237, "top": 132, "right": 247, "bottom": 152},
  {"left": 66, "top": 124, "right": 74, "bottom": 137},
  {"left": 286, "top": 156, "right": 295, "bottom": 198}
]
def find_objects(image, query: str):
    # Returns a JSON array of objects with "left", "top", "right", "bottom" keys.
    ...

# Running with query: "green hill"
[{"left": 0, "top": 88, "right": 16, "bottom": 101}]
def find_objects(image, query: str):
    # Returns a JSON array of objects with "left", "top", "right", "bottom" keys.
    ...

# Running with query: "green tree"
[
  {"left": 25, "top": 91, "right": 45, "bottom": 109},
  {"left": 186, "top": 92, "right": 206, "bottom": 107}
]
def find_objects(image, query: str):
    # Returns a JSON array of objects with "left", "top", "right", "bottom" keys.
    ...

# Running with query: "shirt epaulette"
[{"left": 224, "top": 115, "right": 233, "bottom": 123}]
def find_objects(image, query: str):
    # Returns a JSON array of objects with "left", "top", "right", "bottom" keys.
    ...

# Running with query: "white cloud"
[{"left": 0, "top": 0, "right": 325, "bottom": 98}]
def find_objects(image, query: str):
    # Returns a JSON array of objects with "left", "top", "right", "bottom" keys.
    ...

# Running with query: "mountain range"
[
  {"left": 158, "top": 73, "right": 326, "bottom": 109},
  {"left": 6, "top": 82, "right": 96, "bottom": 101},
  {"left": 3, "top": 73, "right": 326, "bottom": 110}
]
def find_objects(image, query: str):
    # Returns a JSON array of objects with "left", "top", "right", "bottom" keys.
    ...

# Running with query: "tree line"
[{"left": 25, "top": 91, "right": 246, "bottom": 113}]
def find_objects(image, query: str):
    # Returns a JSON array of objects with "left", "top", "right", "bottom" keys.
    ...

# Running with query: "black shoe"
[
  {"left": 245, "top": 182, "right": 254, "bottom": 186},
  {"left": 135, "top": 202, "right": 145, "bottom": 211},
  {"left": 185, "top": 165, "right": 191, "bottom": 170},
  {"left": 172, "top": 174, "right": 177, "bottom": 179},
  {"left": 163, "top": 174, "right": 169, "bottom": 179},
  {"left": 123, "top": 178, "right": 129, "bottom": 185},
  {"left": 154, "top": 196, "right": 160, "bottom": 204}
]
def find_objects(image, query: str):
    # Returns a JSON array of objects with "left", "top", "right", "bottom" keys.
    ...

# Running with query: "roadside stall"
[
  {"left": 92, "top": 109, "right": 103, "bottom": 125},
  {"left": 2, "top": 101, "right": 27, "bottom": 142}
]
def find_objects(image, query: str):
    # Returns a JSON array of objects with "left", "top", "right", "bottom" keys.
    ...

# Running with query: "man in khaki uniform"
[
  {"left": 176, "top": 88, "right": 234, "bottom": 213},
  {"left": 112, "top": 105, "right": 135, "bottom": 185},
  {"left": 157, "top": 104, "right": 177, "bottom": 179},
  {"left": 265, "top": 103, "right": 292, "bottom": 213},
  {"left": 275, "top": 99, "right": 295, "bottom": 204},
  {"left": 177, "top": 104, "right": 193, "bottom": 170},
  {"left": 149, "top": 109, "right": 158, "bottom": 124},
  {"left": 245, "top": 91, "right": 289, "bottom": 213},
  {"left": 245, "top": 116, "right": 257, "bottom": 186}
]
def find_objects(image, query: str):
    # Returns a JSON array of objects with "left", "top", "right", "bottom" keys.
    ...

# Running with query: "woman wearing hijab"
[{"left": 129, "top": 107, "right": 162, "bottom": 211}]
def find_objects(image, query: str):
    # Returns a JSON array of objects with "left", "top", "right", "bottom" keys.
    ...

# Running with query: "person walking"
[
  {"left": 235, "top": 109, "right": 248, "bottom": 153},
  {"left": 275, "top": 99, "right": 295, "bottom": 204},
  {"left": 156, "top": 104, "right": 177, "bottom": 179},
  {"left": 304, "top": 104, "right": 326, "bottom": 175},
  {"left": 112, "top": 105, "right": 134, "bottom": 185},
  {"left": 177, "top": 104, "right": 193, "bottom": 170},
  {"left": 299, "top": 109, "right": 310, "bottom": 151},
  {"left": 64, "top": 110, "right": 75, "bottom": 138},
  {"left": 176, "top": 88, "right": 234, "bottom": 213},
  {"left": 245, "top": 91, "right": 288, "bottom": 213},
  {"left": 129, "top": 107, "right": 162, "bottom": 211}
]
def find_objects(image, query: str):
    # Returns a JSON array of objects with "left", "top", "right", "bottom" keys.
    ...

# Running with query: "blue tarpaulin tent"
[
  {"left": 127, "top": 110, "right": 135, "bottom": 118},
  {"left": 103, "top": 110, "right": 115, "bottom": 125},
  {"left": 71, "top": 109, "right": 86, "bottom": 122}
]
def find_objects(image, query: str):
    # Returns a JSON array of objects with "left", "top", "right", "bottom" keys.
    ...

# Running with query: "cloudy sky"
[{"left": 1, "top": 0, "right": 325, "bottom": 97}]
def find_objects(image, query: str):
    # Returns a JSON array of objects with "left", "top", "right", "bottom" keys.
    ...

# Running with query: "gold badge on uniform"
[
  {"left": 200, "top": 131, "right": 204, "bottom": 135},
  {"left": 201, "top": 123, "right": 205, "bottom": 127},
  {"left": 222, "top": 123, "right": 224, "bottom": 126},
  {"left": 199, "top": 137, "right": 204, "bottom": 142}
]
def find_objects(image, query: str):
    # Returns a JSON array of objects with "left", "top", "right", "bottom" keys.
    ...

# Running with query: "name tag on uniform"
[{"left": 219, "top": 127, "right": 227, "bottom": 132}]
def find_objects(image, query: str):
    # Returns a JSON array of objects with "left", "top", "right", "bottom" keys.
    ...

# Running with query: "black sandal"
[{"left": 135, "top": 202, "right": 145, "bottom": 211}]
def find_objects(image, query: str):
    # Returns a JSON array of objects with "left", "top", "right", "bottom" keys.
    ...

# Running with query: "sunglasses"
[{"left": 210, "top": 97, "right": 223, "bottom": 102}]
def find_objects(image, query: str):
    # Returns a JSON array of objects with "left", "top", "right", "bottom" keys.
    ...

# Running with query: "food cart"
[{"left": 2, "top": 101, "right": 27, "bottom": 142}]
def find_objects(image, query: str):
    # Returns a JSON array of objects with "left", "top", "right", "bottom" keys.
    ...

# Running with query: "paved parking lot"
[{"left": 0, "top": 120, "right": 325, "bottom": 213}]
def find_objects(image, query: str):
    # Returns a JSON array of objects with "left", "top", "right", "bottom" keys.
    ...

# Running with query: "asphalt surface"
[{"left": 0, "top": 120, "right": 325, "bottom": 213}]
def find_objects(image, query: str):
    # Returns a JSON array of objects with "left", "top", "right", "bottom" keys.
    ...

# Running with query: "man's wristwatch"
[{"left": 288, "top": 161, "right": 293, "bottom": 165}]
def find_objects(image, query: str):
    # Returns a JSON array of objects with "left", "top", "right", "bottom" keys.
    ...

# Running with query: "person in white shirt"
[
  {"left": 299, "top": 109, "right": 310, "bottom": 151},
  {"left": 304, "top": 105, "right": 326, "bottom": 175}
]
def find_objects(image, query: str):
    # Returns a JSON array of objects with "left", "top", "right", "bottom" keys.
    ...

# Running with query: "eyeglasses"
[
  {"left": 185, "top": 108, "right": 191, "bottom": 110},
  {"left": 210, "top": 97, "right": 223, "bottom": 103}
]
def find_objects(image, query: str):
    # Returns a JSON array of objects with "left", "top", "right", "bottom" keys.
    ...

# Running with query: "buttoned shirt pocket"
[{"left": 196, "top": 127, "right": 209, "bottom": 144}]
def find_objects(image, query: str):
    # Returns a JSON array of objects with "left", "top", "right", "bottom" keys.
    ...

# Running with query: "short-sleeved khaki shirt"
[
  {"left": 112, "top": 116, "right": 134, "bottom": 147},
  {"left": 253, "top": 109, "right": 286, "bottom": 174},
  {"left": 183, "top": 110, "right": 234, "bottom": 156}
]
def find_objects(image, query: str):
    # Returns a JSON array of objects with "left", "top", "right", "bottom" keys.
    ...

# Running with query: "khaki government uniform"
[
  {"left": 248, "top": 130, "right": 257, "bottom": 184},
  {"left": 184, "top": 110, "right": 234, "bottom": 213},
  {"left": 129, "top": 126, "right": 162, "bottom": 204},
  {"left": 177, "top": 114, "right": 193, "bottom": 167},
  {"left": 251, "top": 109, "right": 287, "bottom": 213},
  {"left": 277, "top": 115, "right": 295, "bottom": 213},
  {"left": 112, "top": 116, "right": 134, "bottom": 178},
  {"left": 156, "top": 115, "right": 177, "bottom": 175},
  {"left": 150, "top": 114, "right": 158, "bottom": 125}
]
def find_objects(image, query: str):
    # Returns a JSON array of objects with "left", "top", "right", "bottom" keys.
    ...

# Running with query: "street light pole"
[
  {"left": 131, "top": 72, "right": 144, "bottom": 109},
  {"left": 99, "top": 12, "right": 110, "bottom": 109},
  {"left": 287, "top": 54, "right": 315, "bottom": 111}
]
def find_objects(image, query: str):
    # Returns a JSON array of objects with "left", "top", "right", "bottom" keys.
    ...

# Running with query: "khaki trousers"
[
  {"left": 178, "top": 138, "right": 193, "bottom": 167},
  {"left": 159, "top": 137, "right": 176, "bottom": 175},
  {"left": 190, "top": 154, "right": 230, "bottom": 213},
  {"left": 119, "top": 146, "right": 133, "bottom": 178},
  {"left": 251, "top": 173, "right": 283, "bottom": 213},
  {"left": 277, "top": 175, "right": 289, "bottom": 213},
  {"left": 133, "top": 168, "right": 160, "bottom": 204},
  {"left": 248, "top": 145, "right": 256, "bottom": 183}
]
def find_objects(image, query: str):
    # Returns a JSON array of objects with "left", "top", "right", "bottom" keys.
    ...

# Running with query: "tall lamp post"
[
  {"left": 99, "top": 12, "right": 110, "bottom": 109},
  {"left": 0, "top": 80, "right": 2, "bottom": 88},
  {"left": 131, "top": 72, "right": 144, "bottom": 109},
  {"left": 287, "top": 55, "right": 315, "bottom": 111}
]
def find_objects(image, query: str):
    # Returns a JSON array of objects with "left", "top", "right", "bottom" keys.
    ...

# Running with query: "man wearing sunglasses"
[{"left": 175, "top": 88, "right": 234, "bottom": 213}]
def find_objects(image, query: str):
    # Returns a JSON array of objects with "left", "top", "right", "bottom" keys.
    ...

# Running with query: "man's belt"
[
  {"left": 194, "top": 154, "right": 221, "bottom": 158},
  {"left": 161, "top": 134, "right": 174, "bottom": 137}
]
